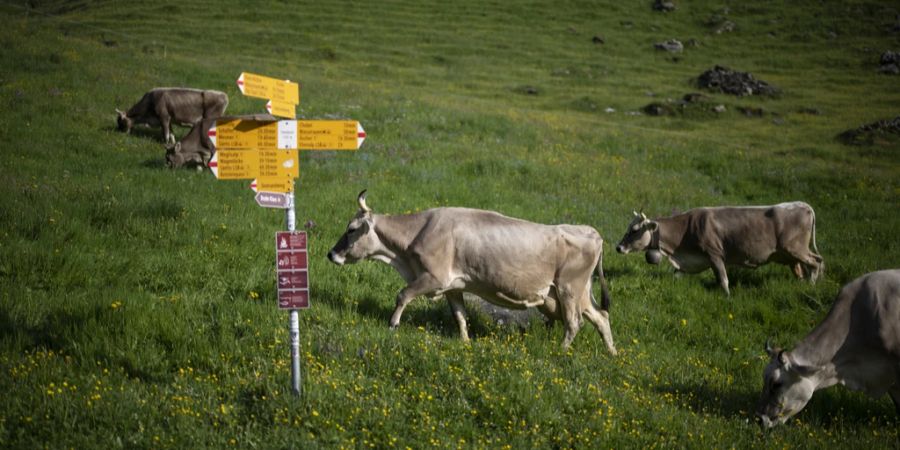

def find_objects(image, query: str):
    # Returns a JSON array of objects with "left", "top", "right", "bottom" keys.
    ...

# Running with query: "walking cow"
[
  {"left": 756, "top": 269, "right": 900, "bottom": 428},
  {"left": 327, "top": 191, "right": 617, "bottom": 354},
  {"left": 116, "top": 88, "right": 228, "bottom": 145},
  {"left": 615, "top": 202, "right": 824, "bottom": 295}
]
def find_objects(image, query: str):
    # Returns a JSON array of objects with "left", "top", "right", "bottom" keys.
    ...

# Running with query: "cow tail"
[
  {"left": 595, "top": 249, "right": 611, "bottom": 313},
  {"left": 810, "top": 207, "right": 820, "bottom": 255}
]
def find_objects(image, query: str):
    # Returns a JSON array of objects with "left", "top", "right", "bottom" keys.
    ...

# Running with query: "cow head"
[
  {"left": 756, "top": 340, "right": 822, "bottom": 429},
  {"left": 115, "top": 109, "right": 132, "bottom": 133},
  {"left": 616, "top": 211, "right": 658, "bottom": 254},
  {"left": 327, "top": 190, "right": 381, "bottom": 265}
]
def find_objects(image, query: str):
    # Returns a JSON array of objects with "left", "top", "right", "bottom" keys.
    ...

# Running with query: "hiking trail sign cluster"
[{"left": 208, "top": 72, "right": 366, "bottom": 396}]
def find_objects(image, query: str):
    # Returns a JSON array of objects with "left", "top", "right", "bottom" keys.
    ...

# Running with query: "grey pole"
[{"left": 286, "top": 190, "right": 301, "bottom": 396}]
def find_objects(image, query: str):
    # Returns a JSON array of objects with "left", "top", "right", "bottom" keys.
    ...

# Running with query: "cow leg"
[
  {"left": 709, "top": 256, "right": 730, "bottom": 296},
  {"left": 445, "top": 292, "right": 470, "bottom": 342},
  {"left": 792, "top": 262, "right": 805, "bottom": 279},
  {"left": 159, "top": 114, "right": 174, "bottom": 145},
  {"left": 556, "top": 287, "right": 583, "bottom": 350},
  {"left": 389, "top": 273, "right": 442, "bottom": 330},
  {"left": 583, "top": 307, "right": 617, "bottom": 356}
]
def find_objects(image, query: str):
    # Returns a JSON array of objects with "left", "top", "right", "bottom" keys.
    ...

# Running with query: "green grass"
[{"left": 1, "top": 0, "right": 899, "bottom": 448}]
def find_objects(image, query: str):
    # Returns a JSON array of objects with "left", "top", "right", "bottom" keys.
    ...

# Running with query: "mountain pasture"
[{"left": 0, "top": 1, "right": 898, "bottom": 448}]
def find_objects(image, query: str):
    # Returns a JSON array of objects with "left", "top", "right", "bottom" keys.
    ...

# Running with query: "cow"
[
  {"left": 116, "top": 88, "right": 228, "bottom": 145},
  {"left": 615, "top": 202, "right": 824, "bottom": 295},
  {"left": 165, "top": 114, "right": 277, "bottom": 169},
  {"left": 327, "top": 191, "right": 617, "bottom": 354},
  {"left": 756, "top": 269, "right": 900, "bottom": 429}
]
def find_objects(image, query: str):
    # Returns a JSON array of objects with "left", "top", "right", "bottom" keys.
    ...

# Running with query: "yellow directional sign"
[
  {"left": 267, "top": 99, "right": 296, "bottom": 119},
  {"left": 213, "top": 149, "right": 259, "bottom": 180},
  {"left": 297, "top": 120, "right": 366, "bottom": 151},
  {"left": 237, "top": 72, "right": 299, "bottom": 105},
  {"left": 255, "top": 175, "right": 294, "bottom": 193},
  {"left": 212, "top": 119, "right": 366, "bottom": 151},
  {"left": 212, "top": 119, "right": 279, "bottom": 150}
]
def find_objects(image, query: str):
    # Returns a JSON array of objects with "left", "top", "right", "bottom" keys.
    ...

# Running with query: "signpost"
[{"left": 211, "top": 72, "right": 364, "bottom": 397}]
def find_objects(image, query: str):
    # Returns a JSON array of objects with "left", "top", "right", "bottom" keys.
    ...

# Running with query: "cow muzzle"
[
  {"left": 327, "top": 250, "right": 345, "bottom": 265},
  {"left": 616, "top": 244, "right": 628, "bottom": 254}
]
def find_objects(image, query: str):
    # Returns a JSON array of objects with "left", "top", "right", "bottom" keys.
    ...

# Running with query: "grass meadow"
[{"left": 1, "top": 0, "right": 899, "bottom": 448}]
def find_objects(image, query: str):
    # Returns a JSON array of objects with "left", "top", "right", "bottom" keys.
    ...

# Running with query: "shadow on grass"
[
  {"left": 655, "top": 381, "right": 899, "bottom": 427},
  {"left": 655, "top": 382, "right": 759, "bottom": 420},
  {"left": 0, "top": 306, "right": 84, "bottom": 353}
]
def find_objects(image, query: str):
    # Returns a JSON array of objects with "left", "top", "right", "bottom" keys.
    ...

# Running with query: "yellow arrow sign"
[
  {"left": 267, "top": 99, "right": 297, "bottom": 119},
  {"left": 237, "top": 72, "right": 299, "bottom": 104},
  {"left": 255, "top": 175, "right": 294, "bottom": 193},
  {"left": 212, "top": 119, "right": 365, "bottom": 150},
  {"left": 297, "top": 120, "right": 366, "bottom": 150}
]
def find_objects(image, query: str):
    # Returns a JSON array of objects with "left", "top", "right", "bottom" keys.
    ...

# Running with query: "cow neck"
[
  {"left": 792, "top": 290, "right": 855, "bottom": 370},
  {"left": 373, "top": 212, "right": 428, "bottom": 255},
  {"left": 654, "top": 215, "right": 688, "bottom": 255}
]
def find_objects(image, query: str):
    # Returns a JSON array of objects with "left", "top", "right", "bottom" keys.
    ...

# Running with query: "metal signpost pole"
[{"left": 285, "top": 188, "right": 301, "bottom": 396}]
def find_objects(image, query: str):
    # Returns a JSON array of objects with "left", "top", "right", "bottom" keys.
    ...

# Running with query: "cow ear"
[
  {"left": 646, "top": 221, "right": 659, "bottom": 232},
  {"left": 776, "top": 349, "right": 788, "bottom": 365},
  {"left": 360, "top": 219, "right": 371, "bottom": 234}
]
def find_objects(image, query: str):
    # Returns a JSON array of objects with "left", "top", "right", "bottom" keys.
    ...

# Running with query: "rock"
[
  {"left": 697, "top": 65, "right": 779, "bottom": 97},
  {"left": 737, "top": 106, "right": 765, "bottom": 117},
  {"left": 513, "top": 85, "right": 540, "bottom": 95},
  {"left": 837, "top": 116, "right": 900, "bottom": 145},
  {"left": 592, "top": 35, "right": 605, "bottom": 44},
  {"left": 715, "top": 20, "right": 736, "bottom": 34},
  {"left": 713, "top": 105, "right": 727, "bottom": 113},
  {"left": 643, "top": 102, "right": 674, "bottom": 116},
  {"left": 879, "top": 64, "right": 900, "bottom": 74},
  {"left": 653, "top": 0, "right": 676, "bottom": 12},
  {"left": 654, "top": 39, "right": 684, "bottom": 53},
  {"left": 879, "top": 51, "right": 900, "bottom": 74},
  {"left": 682, "top": 92, "right": 708, "bottom": 103},
  {"left": 797, "top": 107, "right": 821, "bottom": 115}
]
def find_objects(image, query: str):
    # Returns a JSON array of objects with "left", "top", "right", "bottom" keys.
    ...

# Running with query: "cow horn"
[
  {"left": 357, "top": 190, "right": 371, "bottom": 213},
  {"left": 765, "top": 337, "right": 775, "bottom": 356}
]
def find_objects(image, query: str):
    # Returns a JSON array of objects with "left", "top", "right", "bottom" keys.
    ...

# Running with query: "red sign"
[
  {"left": 275, "top": 231, "right": 309, "bottom": 309},
  {"left": 276, "top": 252, "right": 307, "bottom": 270}
]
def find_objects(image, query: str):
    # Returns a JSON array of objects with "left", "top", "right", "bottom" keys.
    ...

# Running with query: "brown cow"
[
  {"left": 327, "top": 191, "right": 617, "bottom": 354},
  {"left": 757, "top": 269, "right": 900, "bottom": 428},
  {"left": 615, "top": 202, "right": 824, "bottom": 295},
  {"left": 165, "top": 114, "right": 277, "bottom": 169},
  {"left": 116, "top": 88, "right": 228, "bottom": 144}
]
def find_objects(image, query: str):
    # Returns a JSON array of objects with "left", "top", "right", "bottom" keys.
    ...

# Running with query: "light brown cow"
[
  {"left": 116, "top": 88, "right": 228, "bottom": 145},
  {"left": 757, "top": 269, "right": 900, "bottom": 428},
  {"left": 615, "top": 202, "right": 824, "bottom": 295},
  {"left": 327, "top": 191, "right": 617, "bottom": 354},
  {"left": 165, "top": 114, "right": 277, "bottom": 169}
]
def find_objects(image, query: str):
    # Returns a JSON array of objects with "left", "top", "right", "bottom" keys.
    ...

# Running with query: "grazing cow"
[
  {"left": 116, "top": 88, "right": 228, "bottom": 144},
  {"left": 615, "top": 202, "right": 824, "bottom": 295},
  {"left": 327, "top": 191, "right": 617, "bottom": 354},
  {"left": 166, "top": 114, "right": 277, "bottom": 169},
  {"left": 756, "top": 269, "right": 900, "bottom": 428}
]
